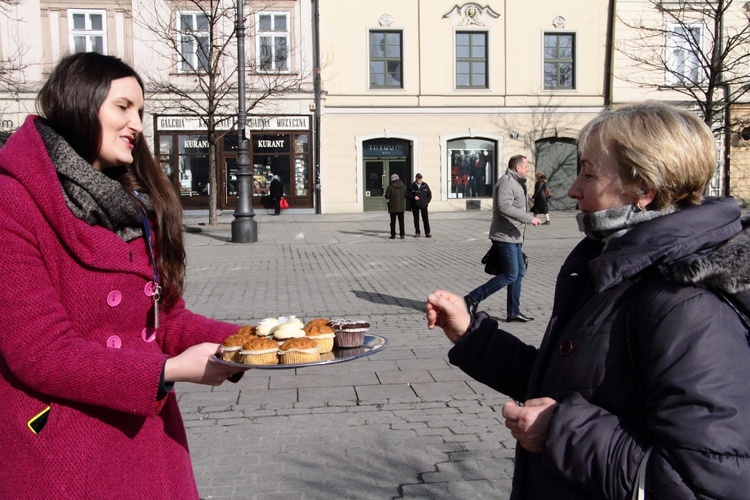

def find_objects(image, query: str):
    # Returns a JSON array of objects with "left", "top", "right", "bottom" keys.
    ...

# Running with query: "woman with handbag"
[
  {"left": 531, "top": 171, "right": 551, "bottom": 225},
  {"left": 427, "top": 102, "right": 750, "bottom": 498}
]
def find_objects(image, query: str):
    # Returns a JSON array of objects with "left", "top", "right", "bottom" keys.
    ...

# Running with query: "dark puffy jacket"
[
  {"left": 449, "top": 197, "right": 750, "bottom": 499},
  {"left": 409, "top": 181, "right": 431, "bottom": 209},
  {"left": 385, "top": 179, "right": 406, "bottom": 213}
]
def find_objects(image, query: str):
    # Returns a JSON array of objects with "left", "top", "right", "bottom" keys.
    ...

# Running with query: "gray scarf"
[
  {"left": 576, "top": 204, "right": 676, "bottom": 246},
  {"left": 37, "top": 122, "right": 151, "bottom": 242}
]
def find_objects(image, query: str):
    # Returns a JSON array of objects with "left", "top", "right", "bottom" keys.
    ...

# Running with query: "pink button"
[
  {"left": 106, "top": 336, "right": 122, "bottom": 348},
  {"left": 106, "top": 290, "right": 122, "bottom": 307},
  {"left": 144, "top": 282, "right": 154, "bottom": 297},
  {"left": 141, "top": 328, "right": 156, "bottom": 343}
]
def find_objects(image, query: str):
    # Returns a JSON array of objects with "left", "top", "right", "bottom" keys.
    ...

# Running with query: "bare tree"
[
  {"left": 617, "top": 0, "right": 750, "bottom": 132},
  {"left": 130, "top": 0, "right": 313, "bottom": 225}
]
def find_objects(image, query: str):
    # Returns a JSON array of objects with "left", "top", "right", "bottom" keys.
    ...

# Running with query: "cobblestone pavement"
[{"left": 177, "top": 209, "right": 582, "bottom": 499}]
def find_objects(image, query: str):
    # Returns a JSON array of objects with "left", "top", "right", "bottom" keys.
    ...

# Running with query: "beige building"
[
  {"left": 317, "top": 1, "right": 612, "bottom": 213},
  {"left": 0, "top": 0, "right": 317, "bottom": 214},
  {"left": 1, "top": 0, "right": 748, "bottom": 214}
]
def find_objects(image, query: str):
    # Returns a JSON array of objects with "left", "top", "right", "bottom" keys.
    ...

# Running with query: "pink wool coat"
[{"left": 0, "top": 116, "right": 239, "bottom": 499}]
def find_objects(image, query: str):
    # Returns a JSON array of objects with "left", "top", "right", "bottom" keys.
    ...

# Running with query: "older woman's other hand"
[
  {"left": 426, "top": 290, "right": 472, "bottom": 343},
  {"left": 165, "top": 343, "right": 247, "bottom": 386},
  {"left": 502, "top": 397, "right": 559, "bottom": 453}
]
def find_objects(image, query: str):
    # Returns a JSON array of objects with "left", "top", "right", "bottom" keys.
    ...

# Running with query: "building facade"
[
  {"left": 317, "top": 1, "right": 612, "bottom": 213},
  {"left": 1, "top": 0, "right": 748, "bottom": 213}
]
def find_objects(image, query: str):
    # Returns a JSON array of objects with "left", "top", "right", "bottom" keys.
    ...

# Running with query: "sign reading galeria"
[{"left": 155, "top": 115, "right": 310, "bottom": 132}]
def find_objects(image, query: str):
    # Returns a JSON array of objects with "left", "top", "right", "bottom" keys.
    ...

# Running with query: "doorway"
[
  {"left": 363, "top": 159, "right": 409, "bottom": 211},
  {"left": 362, "top": 138, "right": 412, "bottom": 211}
]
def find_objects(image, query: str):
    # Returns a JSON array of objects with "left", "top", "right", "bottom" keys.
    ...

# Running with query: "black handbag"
[{"left": 481, "top": 246, "right": 528, "bottom": 276}]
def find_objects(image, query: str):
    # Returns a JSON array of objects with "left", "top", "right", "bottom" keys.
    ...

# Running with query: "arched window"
[{"left": 447, "top": 138, "right": 496, "bottom": 199}]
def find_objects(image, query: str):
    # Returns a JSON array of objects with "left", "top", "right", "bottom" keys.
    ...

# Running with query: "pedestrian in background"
[
  {"left": 409, "top": 173, "right": 432, "bottom": 237},
  {"left": 531, "top": 171, "right": 551, "bottom": 225},
  {"left": 464, "top": 155, "right": 540, "bottom": 322},
  {"left": 385, "top": 173, "right": 406, "bottom": 239},
  {"left": 0, "top": 53, "right": 245, "bottom": 499},
  {"left": 270, "top": 175, "right": 284, "bottom": 215},
  {"left": 427, "top": 101, "right": 750, "bottom": 499}
]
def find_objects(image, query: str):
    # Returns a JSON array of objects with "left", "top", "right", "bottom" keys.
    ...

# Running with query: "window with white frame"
[
  {"left": 666, "top": 24, "right": 703, "bottom": 86},
  {"left": 178, "top": 12, "right": 209, "bottom": 72},
  {"left": 68, "top": 10, "right": 107, "bottom": 54},
  {"left": 256, "top": 12, "right": 289, "bottom": 72},
  {"left": 543, "top": 33, "right": 575, "bottom": 89},
  {"left": 369, "top": 31, "right": 402, "bottom": 88},
  {"left": 455, "top": 31, "right": 487, "bottom": 88}
]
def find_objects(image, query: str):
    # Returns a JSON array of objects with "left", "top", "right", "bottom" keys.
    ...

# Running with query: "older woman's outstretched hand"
[
  {"left": 502, "top": 398, "right": 559, "bottom": 453},
  {"left": 426, "top": 290, "right": 472, "bottom": 343}
]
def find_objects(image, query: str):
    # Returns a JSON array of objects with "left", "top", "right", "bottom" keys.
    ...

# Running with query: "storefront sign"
[
  {"left": 157, "top": 116, "right": 234, "bottom": 131},
  {"left": 363, "top": 140, "right": 408, "bottom": 158},
  {"left": 246, "top": 116, "right": 309, "bottom": 131}
]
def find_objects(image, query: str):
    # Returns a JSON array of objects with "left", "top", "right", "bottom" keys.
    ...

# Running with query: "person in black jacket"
[
  {"left": 426, "top": 102, "right": 750, "bottom": 499},
  {"left": 269, "top": 175, "right": 284, "bottom": 215},
  {"left": 531, "top": 171, "right": 550, "bottom": 225},
  {"left": 409, "top": 173, "right": 432, "bottom": 237}
]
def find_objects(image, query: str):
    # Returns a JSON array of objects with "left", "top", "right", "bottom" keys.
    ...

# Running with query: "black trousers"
[
  {"left": 390, "top": 212, "right": 405, "bottom": 237},
  {"left": 273, "top": 198, "right": 281, "bottom": 215},
  {"left": 412, "top": 206, "right": 430, "bottom": 234}
]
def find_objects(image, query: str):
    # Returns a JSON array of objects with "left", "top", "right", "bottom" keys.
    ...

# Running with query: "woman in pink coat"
[{"left": 0, "top": 53, "right": 245, "bottom": 498}]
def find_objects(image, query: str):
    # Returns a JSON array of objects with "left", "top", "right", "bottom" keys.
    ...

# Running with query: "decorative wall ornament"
[
  {"left": 443, "top": 3, "right": 501, "bottom": 27},
  {"left": 379, "top": 13, "right": 394, "bottom": 27},
  {"left": 552, "top": 16, "right": 567, "bottom": 29}
]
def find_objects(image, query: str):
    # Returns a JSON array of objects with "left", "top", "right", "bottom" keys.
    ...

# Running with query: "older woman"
[
  {"left": 0, "top": 53, "right": 245, "bottom": 498},
  {"left": 427, "top": 102, "right": 750, "bottom": 498}
]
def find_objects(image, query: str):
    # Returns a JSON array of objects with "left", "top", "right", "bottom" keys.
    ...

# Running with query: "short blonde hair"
[{"left": 577, "top": 101, "right": 715, "bottom": 208}]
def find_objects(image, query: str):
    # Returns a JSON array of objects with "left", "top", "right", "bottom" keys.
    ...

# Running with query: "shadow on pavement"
[{"left": 353, "top": 290, "right": 426, "bottom": 312}]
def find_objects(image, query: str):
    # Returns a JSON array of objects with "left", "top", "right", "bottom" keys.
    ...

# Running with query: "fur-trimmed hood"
[{"left": 661, "top": 216, "right": 750, "bottom": 295}]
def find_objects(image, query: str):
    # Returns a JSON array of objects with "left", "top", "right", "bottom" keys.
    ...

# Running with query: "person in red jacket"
[{"left": 0, "top": 53, "right": 246, "bottom": 499}]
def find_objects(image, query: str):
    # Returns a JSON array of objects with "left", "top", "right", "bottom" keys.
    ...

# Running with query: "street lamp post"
[{"left": 231, "top": 0, "right": 258, "bottom": 243}]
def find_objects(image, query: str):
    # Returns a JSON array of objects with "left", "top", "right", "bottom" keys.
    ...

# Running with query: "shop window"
[
  {"left": 294, "top": 134, "right": 309, "bottom": 196},
  {"left": 447, "top": 138, "right": 496, "bottom": 198},
  {"left": 69, "top": 9, "right": 107, "bottom": 54},
  {"left": 157, "top": 135, "right": 173, "bottom": 176},
  {"left": 178, "top": 134, "right": 209, "bottom": 197}
]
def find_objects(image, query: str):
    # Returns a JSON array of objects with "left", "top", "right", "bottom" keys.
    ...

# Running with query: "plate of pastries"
[{"left": 210, "top": 316, "right": 388, "bottom": 369}]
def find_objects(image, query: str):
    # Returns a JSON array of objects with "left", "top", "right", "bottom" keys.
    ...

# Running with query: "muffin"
[
  {"left": 273, "top": 322, "right": 306, "bottom": 344},
  {"left": 239, "top": 336, "right": 280, "bottom": 366},
  {"left": 220, "top": 331, "right": 249, "bottom": 362},
  {"left": 304, "top": 323, "right": 335, "bottom": 353},
  {"left": 278, "top": 337, "right": 321, "bottom": 365},
  {"left": 331, "top": 319, "right": 370, "bottom": 348},
  {"left": 304, "top": 318, "right": 331, "bottom": 331},
  {"left": 278, "top": 316, "right": 304, "bottom": 329},
  {"left": 256, "top": 317, "right": 280, "bottom": 337}
]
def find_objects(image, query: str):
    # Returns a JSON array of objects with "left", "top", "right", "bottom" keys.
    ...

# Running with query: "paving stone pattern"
[{"left": 178, "top": 210, "right": 582, "bottom": 499}]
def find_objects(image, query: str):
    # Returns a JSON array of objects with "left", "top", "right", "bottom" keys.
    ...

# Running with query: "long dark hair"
[{"left": 37, "top": 53, "right": 186, "bottom": 305}]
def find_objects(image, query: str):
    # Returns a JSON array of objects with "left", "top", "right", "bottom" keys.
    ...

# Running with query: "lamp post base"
[{"left": 231, "top": 216, "right": 258, "bottom": 243}]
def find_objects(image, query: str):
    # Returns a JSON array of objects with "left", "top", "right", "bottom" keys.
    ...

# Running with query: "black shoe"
[
  {"left": 400, "top": 235, "right": 405, "bottom": 239},
  {"left": 506, "top": 313, "right": 534, "bottom": 323},
  {"left": 463, "top": 295, "right": 479, "bottom": 317},
  {"left": 542, "top": 221, "right": 550, "bottom": 225},
  {"left": 414, "top": 233, "right": 421, "bottom": 237},
  {"left": 389, "top": 236, "right": 396, "bottom": 239},
  {"left": 425, "top": 233, "right": 432, "bottom": 238}
]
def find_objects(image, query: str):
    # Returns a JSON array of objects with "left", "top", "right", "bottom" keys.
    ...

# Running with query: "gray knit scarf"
[
  {"left": 37, "top": 121, "right": 151, "bottom": 242},
  {"left": 576, "top": 203, "right": 676, "bottom": 247}
]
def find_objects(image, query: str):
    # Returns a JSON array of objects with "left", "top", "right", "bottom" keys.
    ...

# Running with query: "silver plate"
[{"left": 209, "top": 333, "right": 389, "bottom": 370}]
